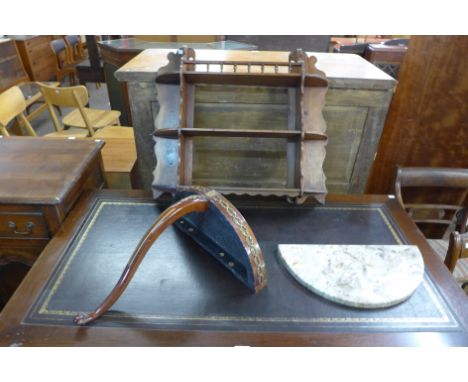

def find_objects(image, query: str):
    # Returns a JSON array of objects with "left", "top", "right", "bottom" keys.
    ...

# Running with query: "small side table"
[{"left": 0, "top": 136, "right": 105, "bottom": 308}]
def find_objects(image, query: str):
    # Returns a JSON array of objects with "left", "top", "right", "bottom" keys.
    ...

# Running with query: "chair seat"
[
  {"left": 93, "top": 126, "right": 134, "bottom": 139},
  {"left": 45, "top": 128, "right": 89, "bottom": 138},
  {"left": 428, "top": 239, "right": 468, "bottom": 287},
  {"left": 63, "top": 108, "right": 121, "bottom": 129}
]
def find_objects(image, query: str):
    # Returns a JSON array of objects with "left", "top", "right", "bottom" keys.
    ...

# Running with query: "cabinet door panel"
[{"left": 323, "top": 105, "right": 368, "bottom": 192}]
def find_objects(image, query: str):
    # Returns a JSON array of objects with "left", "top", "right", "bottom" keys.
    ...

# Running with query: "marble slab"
[{"left": 278, "top": 244, "right": 424, "bottom": 309}]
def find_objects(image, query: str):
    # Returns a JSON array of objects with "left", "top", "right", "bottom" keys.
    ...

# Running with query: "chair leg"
[
  {"left": 70, "top": 71, "right": 77, "bottom": 86},
  {"left": 0, "top": 125, "right": 10, "bottom": 136},
  {"left": 25, "top": 103, "right": 35, "bottom": 115},
  {"left": 54, "top": 105, "right": 62, "bottom": 116}
]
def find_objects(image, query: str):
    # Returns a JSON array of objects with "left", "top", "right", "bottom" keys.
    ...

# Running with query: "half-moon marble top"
[{"left": 278, "top": 244, "right": 425, "bottom": 309}]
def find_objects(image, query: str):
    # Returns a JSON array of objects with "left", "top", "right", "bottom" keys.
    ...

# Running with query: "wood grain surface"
[
  {"left": 366, "top": 36, "right": 468, "bottom": 194},
  {"left": 0, "top": 190, "right": 467, "bottom": 346}
]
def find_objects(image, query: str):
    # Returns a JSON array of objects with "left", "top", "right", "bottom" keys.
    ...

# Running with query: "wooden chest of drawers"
[
  {"left": 0, "top": 137, "right": 105, "bottom": 306},
  {"left": 0, "top": 38, "right": 29, "bottom": 92},
  {"left": 9, "top": 35, "right": 56, "bottom": 81}
]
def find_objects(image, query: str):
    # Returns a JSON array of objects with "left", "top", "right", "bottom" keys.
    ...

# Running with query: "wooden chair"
[
  {"left": 394, "top": 166, "right": 468, "bottom": 237},
  {"left": 38, "top": 83, "right": 122, "bottom": 132},
  {"left": 0, "top": 86, "right": 37, "bottom": 136},
  {"left": 0, "top": 39, "right": 61, "bottom": 132},
  {"left": 394, "top": 166, "right": 468, "bottom": 292},
  {"left": 64, "top": 35, "right": 86, "bottom": 64},
  {"left": 0, "top": 86, "right": 85, "bottom": 137},
  {"left": 50, "top": 38, "right": 77, "bottom": 85},
  {"left": 445, "top": 232, "right": 468, "bottom": 274},
  {"left": 430, "top": 232, "right": 468, "bottom": 291}
]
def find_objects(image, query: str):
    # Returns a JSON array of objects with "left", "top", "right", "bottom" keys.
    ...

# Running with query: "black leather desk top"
[{"left": 25, "top": 196, "right": 460, "bottom": 333}]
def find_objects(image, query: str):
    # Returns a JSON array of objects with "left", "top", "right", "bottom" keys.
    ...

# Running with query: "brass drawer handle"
[{"left": 8, "top": 221, "right": 35, "bottom": 236}]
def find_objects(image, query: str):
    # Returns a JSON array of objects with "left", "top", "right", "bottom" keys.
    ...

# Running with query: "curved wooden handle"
[{"left": 74, "top": 194, "right": 209, "bottom": 325}]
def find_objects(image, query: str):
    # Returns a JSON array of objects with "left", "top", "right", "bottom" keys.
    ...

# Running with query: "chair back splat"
[
  {"left": 394, "top": 166, "right": 468, "bottom": 238},
  {"left": 395, "top": 166, "right": 468, "bottom": 292},
  {"left": 0, "top": 86, "right": 37, "bottom": 136},
  {"left": 38, "top": 82, "right": 131, "bottom": 139}
]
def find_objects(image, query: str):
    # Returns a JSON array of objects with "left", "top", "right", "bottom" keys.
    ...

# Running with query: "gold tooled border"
[{"left": 34, "top": 199, "right": 455, "bottom": 327}]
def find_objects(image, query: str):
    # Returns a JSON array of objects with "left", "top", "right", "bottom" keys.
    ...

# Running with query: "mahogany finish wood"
[
  {"left": 445, "top": 231, "right": 468, "bottom": 273},
  {"left": 394, "top": 167, "right": 468, "bottom": 238},
  {"left": 153, "top": 48, "right": 328, "bottom": 203},
  {"left": 0, "top": 137, "right": 105, "bottom": 305},
  {"left": 364, "top": 44, "right": 407, "bottom": 64},
  {"left": 367, "top": 36, "right": 468, "bottom": 194},
  {"left": 0, "top": 189, "right": 467, "bottom": 346},
  {"left": 74, "top": 194, "right": 210, "bottom": 325}
]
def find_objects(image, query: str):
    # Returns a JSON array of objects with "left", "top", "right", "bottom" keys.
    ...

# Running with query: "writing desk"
[
  {"left": 0, "top": 137, "right": 104, "bottom": 307},
  {"left": 0, "top": 190, "right": 467, "bottom": 346}
]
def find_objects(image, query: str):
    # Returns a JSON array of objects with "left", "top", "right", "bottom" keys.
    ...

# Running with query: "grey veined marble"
[{"left": 278, "top": 244, "right": 425, "bottom": 309}]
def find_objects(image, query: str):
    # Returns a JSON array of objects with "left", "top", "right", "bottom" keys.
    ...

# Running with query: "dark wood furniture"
[
  {"left": 367, "top": 36, "right": 468, "bottom": 195},
  {"left": 394, "top": 167, "right": 468, "bottom": 238},
  {"left": 0, "top": 189, "right": 467, "bottom": 346},
  {"left": 446, "top": 231, "right": 468, "bottom": 275},
  {"left": 152, "top": 48, "right": 328, "bottom": 203},
  {"left": 76, "top": 36, "right": 105, "bottom": 86},
  {"left": 0, "top": 137, "right": 105, "bottom": 307},
  {"left": 74, "top": 188, "right": 266, "bottom": 325},
  {"left": 393, "top": 167, "right": 468, "bottom": 289},
  {"left": 8, "top": 35, "right": 56, "bottom": 81},
  {"left": 98, "top": 38, "right": 258, "bottom": 126},
  {"left": 364, "top": 44, "right": 407, "bottom": 78}
]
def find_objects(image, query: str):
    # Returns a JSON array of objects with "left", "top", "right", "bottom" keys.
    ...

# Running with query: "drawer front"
[
  {"left": 31, "top": 61, "right": 56, "bottom": 81},
  {"left": 25, "top": 36, "right": 50, "bottom": 48},
  {"left": 0, "top": 211, "right": 49, "bottom": 239},
  {"left": 28, "top": 42, "right": 54, "bottom": 61},
  {"left": 31, "top": 55, "right": 55, "bottom": 72}
]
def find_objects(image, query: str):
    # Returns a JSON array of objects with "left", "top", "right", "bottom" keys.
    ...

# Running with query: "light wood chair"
[
  {"left": 0, "top": 86, "right": 37, "bottom": 136},
  {"left": 64, "top": 35, "right": 86, "bottom": 64},
  {"left": 38, "top": 83, "right": 122, "bottom": 132},
  {"left": 0, "top": 86, "right": 86, "bottom": 137}
]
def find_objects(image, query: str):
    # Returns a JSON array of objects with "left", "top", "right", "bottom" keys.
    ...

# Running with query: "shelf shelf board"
[{"left": 154, "top": 128, "right": 327, "bottom": 140}]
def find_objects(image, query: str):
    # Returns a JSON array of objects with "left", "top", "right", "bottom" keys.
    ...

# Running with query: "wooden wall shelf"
[{"left": 152, "top": 47, "right": 329, "bottom": 204}]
